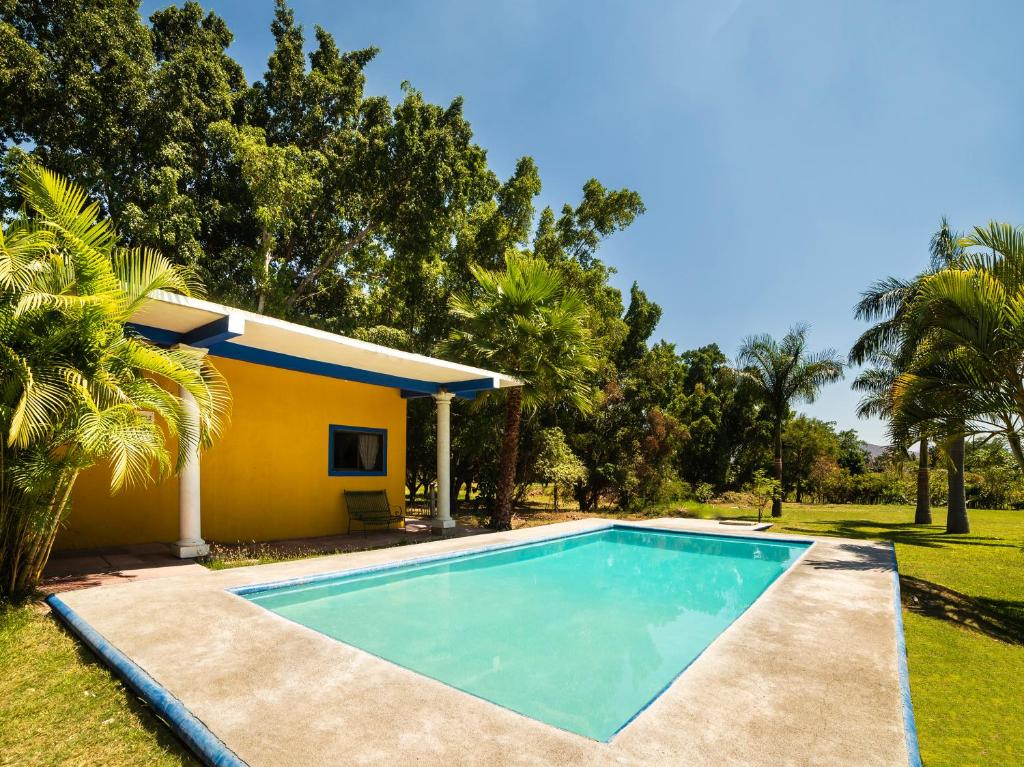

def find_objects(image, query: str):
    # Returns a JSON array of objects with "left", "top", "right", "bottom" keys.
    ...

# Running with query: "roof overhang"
[{"left": 128, "top": 292, "right": 521, "bottom": 398}]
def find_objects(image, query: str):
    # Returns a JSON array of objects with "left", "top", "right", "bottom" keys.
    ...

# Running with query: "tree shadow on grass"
[
  {"left": 900, "top": 576, "right": 1024, "bottom": 646},
  {"left": 781, "top": 520, "right": 1017, "bottom": 550},
  {"left": 47, "top": 613, "right": 201, "bottom": 766}
]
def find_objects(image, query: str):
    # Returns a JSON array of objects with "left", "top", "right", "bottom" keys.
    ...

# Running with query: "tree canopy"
[{"left": 10, "top": 1, "right": 989, "bottom": 519}]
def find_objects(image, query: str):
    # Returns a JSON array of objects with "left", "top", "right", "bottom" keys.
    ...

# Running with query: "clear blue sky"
[{"left": 146, "top": 0, "right": 1024, "bottom": 443}]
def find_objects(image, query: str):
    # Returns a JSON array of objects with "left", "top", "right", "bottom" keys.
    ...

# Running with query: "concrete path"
[
  {"left": 43, "top": 517, "right": 482, "bottom": 593},
  {"left": 51, "top": 518, "right": 913, "bottom": 766},
  {"left": 43, "top": 542, "right": 207, "bottom": 593}
]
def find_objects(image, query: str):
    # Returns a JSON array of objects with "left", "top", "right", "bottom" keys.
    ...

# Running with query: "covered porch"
[{"left": 60, "top": 290, "right": 519, "bottom": 557}]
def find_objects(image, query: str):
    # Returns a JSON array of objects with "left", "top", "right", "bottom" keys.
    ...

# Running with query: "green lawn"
[
  {"left": 2, "top": 504, "right": 1020, "bottom": 766},
  {"left": 0, "top": 603, "right": 195, "bottom": 766}
]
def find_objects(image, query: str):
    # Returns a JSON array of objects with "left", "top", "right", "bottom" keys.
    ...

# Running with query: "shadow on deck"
[{"left": 42, "top": 517, "right": 484, "bottom": 595}]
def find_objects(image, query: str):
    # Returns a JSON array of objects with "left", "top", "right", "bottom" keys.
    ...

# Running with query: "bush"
[
  {"left": 694, "top": 482, "right": 715, "bottom": 503},
  {"left": 847, "top": 472, "right": 913, "bottom": 505},
  {"left": 717, "top": 490, "right": 756, "bottom": 506}
]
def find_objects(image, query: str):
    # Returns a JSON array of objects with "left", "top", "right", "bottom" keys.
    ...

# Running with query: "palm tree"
[
  {"left": 445, "top": 254, "right": 596, "bottom": 530},
  {"left": 915, "top": 221, "right": 1024, "bottom": 472},
  {"left": 851, "top": 287, "right": 937, "bottom": 524},
  {"left": 850, "top": 218, "right": 967, "bottom": 528},
  {"left": 737, "top": 325, "right": 844, "bottom": 516},
  {"left": 890, "top": 221, "right": 1024, "bottom": 533},
  {"left": 0, "top": 164, "right": 229, "bottom": 600}
]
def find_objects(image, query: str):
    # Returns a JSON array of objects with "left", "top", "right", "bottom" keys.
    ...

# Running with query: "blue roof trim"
[
  {"left": 183, "top": 316, "right": 244, "bottom": 348},
  {"left": 127, "top": 322, "right": 182, "bottom": 346},
  {"left": 444, "top": 377, "right": 499, "bottom": 393},
  {"left": 46, "top": 594, "right": 248, "bottom": 767},
  {"left": 205, "top": 341, "right": 442, "bottom": 393},
  {"left": 401, "top": 388, "right": 479, "bottom": 400},
  {"left": 126, "top": 322, "right": 500, "bottom": 396}
]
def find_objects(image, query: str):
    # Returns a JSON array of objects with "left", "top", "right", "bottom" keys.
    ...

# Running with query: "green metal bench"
[{"left": 344, "top": 490, "right": 404, "bottom": 535}]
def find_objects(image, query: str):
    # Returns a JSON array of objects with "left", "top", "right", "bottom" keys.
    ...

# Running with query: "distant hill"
[{"left": 859, "top": 441, "right": 889, "bottom": 459}]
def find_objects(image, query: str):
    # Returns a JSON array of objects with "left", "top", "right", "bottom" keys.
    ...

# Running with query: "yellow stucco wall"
[{"left": 58, "top": 356, "right": 407, "bottom": 549}]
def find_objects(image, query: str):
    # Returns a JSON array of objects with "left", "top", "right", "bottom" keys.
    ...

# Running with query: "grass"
[
  {"left": 200, "top": 537, "right": 419, "bottom": 570},
  {"left": 4, "top": 502, "right": 1020, "bottom": 766},
  {"left": 0, "top": 603, "right": 195, "bottom": 766}
]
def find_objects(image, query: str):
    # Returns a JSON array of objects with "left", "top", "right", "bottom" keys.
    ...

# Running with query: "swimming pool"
[{"left": 239, "top": 525, "right": 810, "bottom": 741}]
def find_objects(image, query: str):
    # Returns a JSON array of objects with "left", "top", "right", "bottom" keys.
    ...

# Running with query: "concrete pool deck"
[{"left": 49, "top": 518, "right": 916, "bottom": 766}]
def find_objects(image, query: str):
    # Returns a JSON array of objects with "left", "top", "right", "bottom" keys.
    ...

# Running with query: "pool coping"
[
  {"left": 46, "top": 592, "right": 247, "bottom": 767},
  {"left": 46, "top": 517, "right": 918, "bottom": 767}
]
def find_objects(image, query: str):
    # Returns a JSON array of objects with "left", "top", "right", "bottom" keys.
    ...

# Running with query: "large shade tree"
[
  {"left": 2, "top": 0, "right": 670, "bottom": 514},
  {"left": 0, "top": 165, "right": 228, "bottom": 600},
  {"left": 445, "top": 255, "right": 597, "bottom": 530},
  {"left": 737, "top": 325, "right": 844, "bottom": 516}
]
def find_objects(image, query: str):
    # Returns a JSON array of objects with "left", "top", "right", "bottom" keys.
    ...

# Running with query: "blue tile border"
[
  {"left": 889, "top": 547, "right": 924, "bottom": 767},
  {"left": 228, "top": 521, "right": 816, "bottom": 598},
  {"left": 45, "top": 594, "right": 248, "bottom": 767}
]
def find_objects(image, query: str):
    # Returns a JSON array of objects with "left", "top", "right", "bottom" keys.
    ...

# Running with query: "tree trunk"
[
  {"left": 915, "top": 437, "right": 931, "bottom": 524},
  {"left": 284, "top": 220, "right": 374, "bottom": 309},
  {"left": 491, "top": 387, "right": 523, "bottom": 531},
  {"left": 553, "top": 483, "right": 559, "bottom": 514},
  {"left": 795, "top": 478, "right": 802, "bottom": 504},
  {"left": 1006, "top": 431, "right": 1024, "bottom": 472},
  {"left": 946, "top": 434, "right": 969, "bottom": 534},
  {"left": 0, "top": 468, "right": 79, "bottom": 602},
  {"left": 772, "top": 422, "right": 783, "bottom": 517},
  {"left": 256, "top": 229, "right": 273, "bottom": 314},
  {"left": 575, "top": 482, "right": 595, "bottom": 513}
]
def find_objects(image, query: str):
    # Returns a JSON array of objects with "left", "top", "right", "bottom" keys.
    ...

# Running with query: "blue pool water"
[{"left": 242, "top": 526, "right": 809, "bottom": 740}]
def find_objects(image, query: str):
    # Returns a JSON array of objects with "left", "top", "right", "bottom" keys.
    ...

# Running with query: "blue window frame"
[{"left": 328, "top": 425, "right": 388, "bottom": 477}]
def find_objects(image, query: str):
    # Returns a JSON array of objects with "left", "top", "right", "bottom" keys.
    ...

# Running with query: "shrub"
[{"left": 694, "top": 482, "right": 715, "bottom": 503}]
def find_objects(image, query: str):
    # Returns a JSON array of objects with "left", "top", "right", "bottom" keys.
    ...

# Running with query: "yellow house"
[{"left": 59, "top": 291, "right": 519, "bottom": 555}]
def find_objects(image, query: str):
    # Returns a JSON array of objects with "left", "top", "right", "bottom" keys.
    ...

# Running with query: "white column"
[
  {"left": 172, "top": 348, "right": 209, "bottom": 558},
  {"left": 432, "top": 390, "right": 456, "bottom": 533}
]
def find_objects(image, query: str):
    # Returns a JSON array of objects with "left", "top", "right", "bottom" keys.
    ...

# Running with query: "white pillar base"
[
  {"left": 172, "top": 540, "right": 210, "bottom": 558},
  {"left": 430, "top": 518, "right": 457, "bottom": 533}
]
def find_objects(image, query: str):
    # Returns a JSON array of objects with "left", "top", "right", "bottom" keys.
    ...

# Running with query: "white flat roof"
[{"left": 129, "top": 291, "right": 521, "bottom": 396}]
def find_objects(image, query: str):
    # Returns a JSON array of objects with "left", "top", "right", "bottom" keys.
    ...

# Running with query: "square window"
[{"left": 329, "top": 426, "right": 387, "bottom": 476}]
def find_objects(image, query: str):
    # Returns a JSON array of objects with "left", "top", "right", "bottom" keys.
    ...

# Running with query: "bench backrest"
[{"left": 344, "top": 490, "right": 391, "bottom": 518}]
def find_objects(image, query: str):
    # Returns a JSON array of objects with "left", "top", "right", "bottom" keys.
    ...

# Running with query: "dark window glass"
[{"left": 330, "top": 428, "right": 385, "bottom": 474}]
